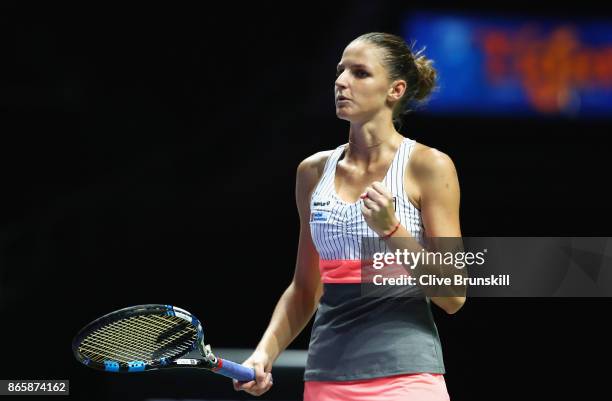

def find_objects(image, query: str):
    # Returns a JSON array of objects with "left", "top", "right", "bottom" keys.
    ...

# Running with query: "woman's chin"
[
  {"left": 336, "top": 110, "right": 362, "bottom": 124},
  {"left": 336, "top": 113, "right": 351, "bottom": 122},
  {"left": 335, "top": 109, "right": 352, "bottom": 120}
]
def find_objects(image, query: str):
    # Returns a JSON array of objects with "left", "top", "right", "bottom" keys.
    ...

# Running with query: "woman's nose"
[
  {"left": 335, "top": 71, "right": 348, "bottom": 87},
  {"left": 335, "top": 78, "right": 347, "bottom": 90}
]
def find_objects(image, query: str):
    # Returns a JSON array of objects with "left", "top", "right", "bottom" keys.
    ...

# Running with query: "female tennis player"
[{"left": 233, "top": 32, "right": 465, "bottom": 400}]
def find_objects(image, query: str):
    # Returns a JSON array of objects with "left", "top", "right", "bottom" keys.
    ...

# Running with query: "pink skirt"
[{"left": 304, "top": 373, "right": 450, "bottom": 401}]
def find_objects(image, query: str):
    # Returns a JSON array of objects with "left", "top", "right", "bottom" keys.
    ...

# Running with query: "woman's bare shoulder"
[
  {"left": 295, "top": 149, "right": 337, "bottom": 212},
  {"left": 297, "top": 149, "right": 336, "bottom": 183},
  {"left": 409, "top": 141, "right": 457, "bottom": 179}
]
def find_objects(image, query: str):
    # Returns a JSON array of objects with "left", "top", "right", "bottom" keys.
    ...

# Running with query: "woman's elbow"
[{"left": 445, "top": 297, "right": 466, "bottom": 315}]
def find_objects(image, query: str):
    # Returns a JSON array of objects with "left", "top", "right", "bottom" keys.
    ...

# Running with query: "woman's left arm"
[
  {"left": 411, "top": 147, "right": 465, "bottom": 314},
  {"left": 361, "top": 147, "right": 466, "bottom": 314}
]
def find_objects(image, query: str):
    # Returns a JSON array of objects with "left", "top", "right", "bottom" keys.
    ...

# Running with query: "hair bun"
[{"left": 412, "top": 49, "right": 437, "bottom": 101}]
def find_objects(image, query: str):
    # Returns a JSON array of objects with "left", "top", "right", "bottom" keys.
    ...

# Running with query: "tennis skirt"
[{"left": 303, "top": 373, "right": 450, "bottom": 401}]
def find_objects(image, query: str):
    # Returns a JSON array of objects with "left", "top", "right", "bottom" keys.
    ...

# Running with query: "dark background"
[{"left": 2, "top": 1, "right": 611, "bottom": 400}]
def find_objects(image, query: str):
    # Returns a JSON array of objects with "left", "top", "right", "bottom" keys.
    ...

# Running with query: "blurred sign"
[{"left": 403, "top": 12, "right": 612, "bottom": 117}]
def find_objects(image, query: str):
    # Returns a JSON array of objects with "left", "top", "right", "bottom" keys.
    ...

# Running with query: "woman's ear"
[{"left": 388, "top": 79, "right": 407, "bottom": 102}]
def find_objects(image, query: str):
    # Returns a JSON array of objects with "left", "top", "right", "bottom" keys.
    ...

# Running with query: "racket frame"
[{"left": 72, "top": 304, "right": 218, "bottom": 373}]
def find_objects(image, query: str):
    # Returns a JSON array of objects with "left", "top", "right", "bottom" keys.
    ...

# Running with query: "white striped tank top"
[
  {"left": 309, "top": 136, "right": 425, "bottom": 283},
  {"left": 304, "top": 136, "right": 446, "bottom": 381}
]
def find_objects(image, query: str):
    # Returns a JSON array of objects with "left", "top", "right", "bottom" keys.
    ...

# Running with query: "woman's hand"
[
  {"left": 232, "top": 350, "right": 273, "bottom": 396},
  {"left": 360, "top": 181, "right": 400, "bottom": 237}
]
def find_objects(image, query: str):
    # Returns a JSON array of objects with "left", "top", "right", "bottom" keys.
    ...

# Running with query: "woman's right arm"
[{"left": 233, "top": 152, "right": 329, "bottom": 396}]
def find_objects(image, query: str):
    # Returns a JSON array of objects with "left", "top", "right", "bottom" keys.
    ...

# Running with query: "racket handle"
[{"left": 215, "top": 358, "right": 256, "bottom": 382}]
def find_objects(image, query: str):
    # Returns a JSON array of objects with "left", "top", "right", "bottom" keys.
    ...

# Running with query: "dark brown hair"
[{"left": 354, "top": 32, "right": 437, "bottom": 130}]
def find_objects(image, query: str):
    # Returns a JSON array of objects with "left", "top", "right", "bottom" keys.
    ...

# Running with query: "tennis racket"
[{"left": 72, "top": 304, "right": 258, "bottom": 382}]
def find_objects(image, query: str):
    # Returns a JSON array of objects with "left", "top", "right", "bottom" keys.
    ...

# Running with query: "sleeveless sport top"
[{"left": 304, "top": 137, "right": 446, "bottom": 381}]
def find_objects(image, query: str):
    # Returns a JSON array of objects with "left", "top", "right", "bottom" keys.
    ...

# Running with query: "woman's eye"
[{"left": 335, "top": 69, "right": 368, "bottom": 78}]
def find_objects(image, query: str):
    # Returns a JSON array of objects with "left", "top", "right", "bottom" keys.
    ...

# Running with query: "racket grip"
[{"left": 215, "top": 358, "right": 256, "bottom": 382}]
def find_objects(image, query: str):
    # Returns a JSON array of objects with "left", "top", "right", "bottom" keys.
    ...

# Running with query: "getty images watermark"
[
  {"left": 360, "top": 237, "right": 612, "bottom": 297},
  {"left": 370, "top": 247, "right": 510, "bottom": 287}
]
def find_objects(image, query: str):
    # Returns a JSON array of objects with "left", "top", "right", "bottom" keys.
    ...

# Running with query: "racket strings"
[
  {"left": 79, "top": 314, "right": 197, "bottom": 364},
  {"left": 83, "top": 316, "right": 174, "bottom": 357},
  {"left": 87, "top": 316, "right": 179, "bottom": 348},
  {"left": 80, "top": 317, "right": 195, "bottom": 364},
  {"left": 86, "top": 315, "right": 195, "bottom": 357},
  {"left": 81, "top": 327, "right": 169, "bottom": 363},
  {"left": 152, "top": 331, "right": 197, "bottom": 359},
  {"left": 156, "top": 320, "right": 191, "bottom": 342}
]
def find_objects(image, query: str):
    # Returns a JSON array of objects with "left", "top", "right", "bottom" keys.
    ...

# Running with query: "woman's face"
[{"left": 334, "top": 40, "right": 393, "bottom": 123}]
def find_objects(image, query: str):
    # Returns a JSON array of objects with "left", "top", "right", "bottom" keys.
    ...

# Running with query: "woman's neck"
[{"left": 346, "top": 120, "right": 403, "bottom": 164}]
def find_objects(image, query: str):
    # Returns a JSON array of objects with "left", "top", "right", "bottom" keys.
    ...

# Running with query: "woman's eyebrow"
[{"left": 336, "top": 63, "right": 369, "bottom": 70}]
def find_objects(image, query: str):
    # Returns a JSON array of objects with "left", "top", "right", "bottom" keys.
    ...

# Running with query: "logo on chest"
[
  {"left": 310, "top": 210, "right": 331, "bottom": 223},
  {"left": 310, "top": 198, "right": 335, "bottom": 223}
]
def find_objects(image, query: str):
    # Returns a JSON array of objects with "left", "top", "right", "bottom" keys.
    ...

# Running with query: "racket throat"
[
  {"left": 201, "top": 343, "right": 219, "bottom": 367},
  {"left": 173, "top": 343, "right": 220, "bottom": 369}
]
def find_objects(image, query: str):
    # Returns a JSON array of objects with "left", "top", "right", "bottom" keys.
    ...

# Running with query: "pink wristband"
[{"left": 381, "top": 221, "right": 401, "bottom": 239}]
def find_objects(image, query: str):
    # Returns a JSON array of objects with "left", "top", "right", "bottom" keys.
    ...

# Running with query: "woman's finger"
[
  {"left": 372, "top": 181, "right": 393, "bottom": 198},
  {"left": 363, "top": 197, "right": 379, "bottom": 212},
  {"left": 365, "top": 189, "right": 386, "bottom": 205},
  {"left": 264, "top": 373, "right": 273, "bottom": 388},
  {"left": 234, "top": 380, "right": 256, "bottom": 391},
  {"left": 255, "top": 373, "right": 269, "bottom": 392}
]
